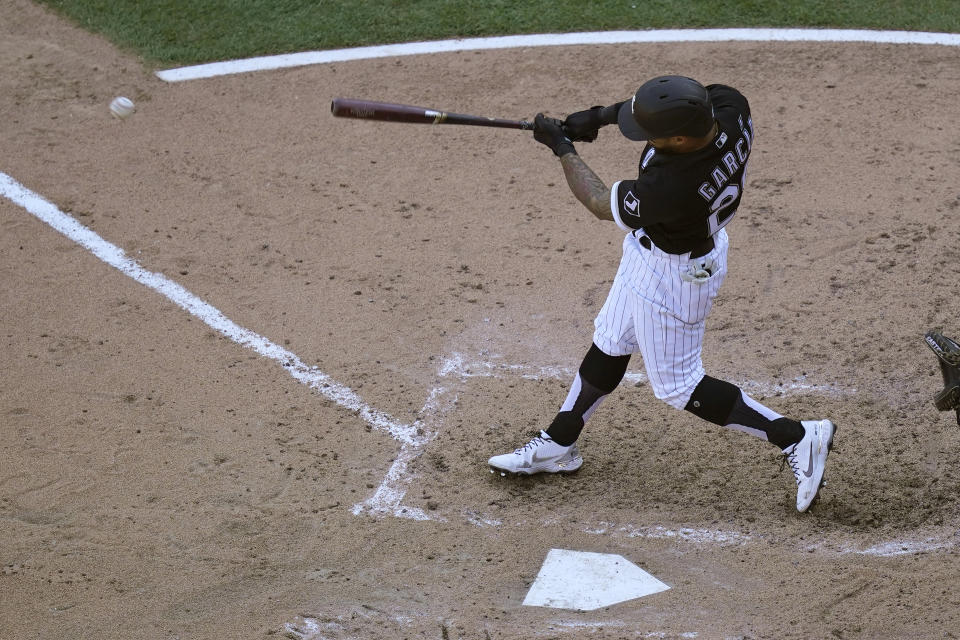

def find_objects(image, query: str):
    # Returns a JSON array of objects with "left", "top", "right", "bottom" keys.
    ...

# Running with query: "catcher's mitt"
[{"left": 924, "top": 329, "right": 960, "bottom": 425}]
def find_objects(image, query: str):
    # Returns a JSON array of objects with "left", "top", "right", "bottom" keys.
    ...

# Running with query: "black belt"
[{"left": 638, "top": 234, "right": 715, "bottom": 259}]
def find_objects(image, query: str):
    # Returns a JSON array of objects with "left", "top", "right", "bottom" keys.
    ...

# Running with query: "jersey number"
[
  {"left": 707, "top": 160, "right": 750, "bottom": 236},
  {"left": 707, "top": 184, "right": 740, "bottom": 235}
]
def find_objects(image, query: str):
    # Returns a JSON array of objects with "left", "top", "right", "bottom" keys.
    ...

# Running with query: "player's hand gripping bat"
[{"left": 331, "top": 98, "right": 534, "bottom": 130}]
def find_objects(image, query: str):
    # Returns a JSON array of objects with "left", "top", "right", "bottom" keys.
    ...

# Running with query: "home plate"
[{"left": 522, "top": 549, "right": 670, "bottom": 611}]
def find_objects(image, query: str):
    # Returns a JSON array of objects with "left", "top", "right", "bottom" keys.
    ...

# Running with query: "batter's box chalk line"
[
  {"left": 283, "top": 609, "right": 417, "bottom": 640},
  {"left": 349, "top": 385, "right": 457, "bottom": 522},
  {"left": 282, "top": 612, "right": 695, "bottom": 639},
  {"left": 439, "top": 351, "right": 855, "bottom": 396}
]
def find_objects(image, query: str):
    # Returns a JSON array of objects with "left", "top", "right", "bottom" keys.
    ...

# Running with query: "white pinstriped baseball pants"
[{"left": 593, "top": 228, "right": 729, "bottom": 409}]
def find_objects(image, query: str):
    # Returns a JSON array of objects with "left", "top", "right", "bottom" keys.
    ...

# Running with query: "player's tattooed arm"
[{"left": 559, "top": 153, "right": 613, "bottom": 221}]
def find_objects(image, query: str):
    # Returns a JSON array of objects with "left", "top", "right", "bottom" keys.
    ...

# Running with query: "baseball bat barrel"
[{"left": 331, "top": 97, "right": 534, "bottom": 130}]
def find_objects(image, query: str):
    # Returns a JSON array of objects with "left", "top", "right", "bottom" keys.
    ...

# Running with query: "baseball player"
[{"left": 488, "top": 76, "right": 836, "bottom": 512}]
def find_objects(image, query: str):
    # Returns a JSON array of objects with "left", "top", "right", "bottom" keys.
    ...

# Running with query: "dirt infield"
[{"left": 4, "top": 1, "right": 960, "bottom": 638}]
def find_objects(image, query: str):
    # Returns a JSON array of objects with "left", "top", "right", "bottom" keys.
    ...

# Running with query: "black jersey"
[{"left": 610, "top": 85, "right": 754, "bottom": 254}]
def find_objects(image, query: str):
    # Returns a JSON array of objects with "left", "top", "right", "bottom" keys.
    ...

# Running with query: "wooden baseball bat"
[{"left": 331, "top": 97, "right": 534, "bottom": 130}]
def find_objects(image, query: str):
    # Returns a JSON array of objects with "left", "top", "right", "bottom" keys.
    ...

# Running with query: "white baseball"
[{"left": 110, "top": 96, "right": 135, "bottom": 119}]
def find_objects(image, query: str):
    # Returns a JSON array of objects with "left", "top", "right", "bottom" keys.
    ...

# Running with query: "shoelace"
[
  {"left": 515, "top": 435, "right": 548, "bottom": 454},
  {"left": 778, "top": 446, "right": 802, "bottom": 485}
]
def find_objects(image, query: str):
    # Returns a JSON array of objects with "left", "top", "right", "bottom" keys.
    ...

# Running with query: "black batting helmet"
[{"left": 618, "top": 75, "right": 715, "bottom": 141}]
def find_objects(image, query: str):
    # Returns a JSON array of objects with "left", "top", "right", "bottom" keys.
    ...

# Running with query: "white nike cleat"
[
  {"left": 781, "top": 419, "right": 837, "bottom": 512},
  {"left": 488, "top": 431, "right": 583, "bottom": 475}
]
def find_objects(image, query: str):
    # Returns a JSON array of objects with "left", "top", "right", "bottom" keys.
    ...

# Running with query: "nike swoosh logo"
[
  {"left": 519, "top": 450, "right": 568, "bottom": 468},
  {"left": 802, "top": 445, "right": 815, "bottom": 478},
  {"left": 531, "top": 451, "right": 557, "bottom": 464}
]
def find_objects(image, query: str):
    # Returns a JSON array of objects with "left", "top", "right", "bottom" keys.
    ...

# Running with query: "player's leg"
[
  {"left": 634, "top": 232, "right": 836, "bottom": 510},
  {"left": 644, "top": 323, "right": 838, "bottom": 511},
  {"left": 683, "top": 375, "right": 836, "bottom": 512},
  {"left": 545, "top": 343, "right": 631, "bottom": 446},
  {"left": 486, "top": 344, "right": 630, "bottom": 476},
  {"left": 684, "top": 375, "right": 803, "bottom": 447},
  {"left": 488, "top": 237, "right": 639, "bottom": 476},
  {"left": 546, "top": 235, "right": 644, "bottom": 445},
  {"left": 633, "top": 250, "right": 724, "bottom": 410}
]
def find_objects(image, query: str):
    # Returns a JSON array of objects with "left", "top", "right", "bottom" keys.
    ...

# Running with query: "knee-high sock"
[
  {"left": 684, "top": 375, "right": 804, "bottom": 449},
  {"left": 546, "top": 343, "right": 631, "bottom": 446}
]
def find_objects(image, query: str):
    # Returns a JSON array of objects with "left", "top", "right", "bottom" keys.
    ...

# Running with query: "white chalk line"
[
  {"left": 0, "top": 171, "right": 433, "bottom": 521},
  {"left": 439, "top": 351, "right": 856, "bottom": 397},
  {"left": 0, "top": 173, "right": 414, "bottom": 444},
  {"left": 599, "top": 524, "right": 960, "bottom": 557},
  {"left": 350, "top": 385, "right": 458, "bottom": 521},
  {"left": 862, "top": 539, "right": 958, "bottom": 556},
  {"left": 155, "top": 28, "right": 960, "bottom": 82},
  {"left": 282, "top": 613, "right": 698, "bottom": 640}
]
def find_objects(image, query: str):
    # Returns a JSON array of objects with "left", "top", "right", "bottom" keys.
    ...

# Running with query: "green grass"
[{"left": 37, "top": 0, "right": 960, "bottom": 66}]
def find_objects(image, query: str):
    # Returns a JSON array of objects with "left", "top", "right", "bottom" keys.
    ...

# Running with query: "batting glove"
[
  {"left": 534, "top": 113, "right": 576, "bottom": 157},
  {"left": 562, "top": 102, "right": 623, "bottom": 142}
]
